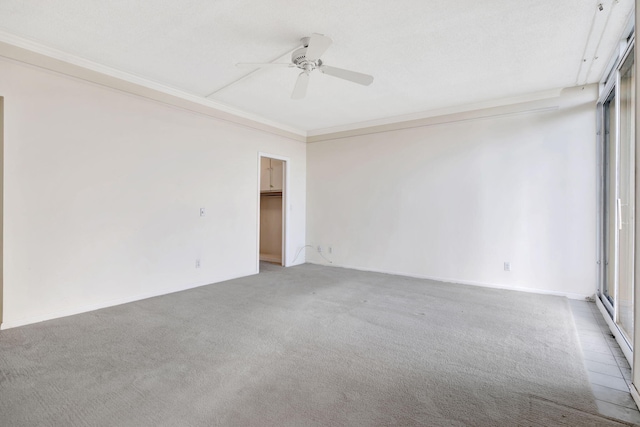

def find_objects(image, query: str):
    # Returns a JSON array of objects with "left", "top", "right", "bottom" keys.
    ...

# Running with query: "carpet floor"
[{"left": 0, "top": 263, "right": 633, "bottom": 426}]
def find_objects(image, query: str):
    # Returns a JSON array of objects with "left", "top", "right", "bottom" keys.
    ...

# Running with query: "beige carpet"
[{"left": 0, "top": 263, "right": 624, "bottom": 426}]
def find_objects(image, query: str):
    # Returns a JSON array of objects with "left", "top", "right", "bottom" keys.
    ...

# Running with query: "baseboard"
[
  {"left": 284, "top": 259, "right": 306, "bottom": 267},
  {"left": 0, "top": 271, "right": 254, "bottom": 330},
  {"left": 3, "top": 262, "right": 593, "bottom": 330},
  {"left": 630, "top": 382, "right": 640, "bottom": 410},
  {"left": 305, "top": 261, "right": 593, "bottom": 300}
]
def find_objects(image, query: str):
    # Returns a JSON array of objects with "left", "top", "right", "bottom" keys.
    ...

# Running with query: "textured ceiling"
[{"left": 0, "top": 0, "right": 634, "bottom": 133}]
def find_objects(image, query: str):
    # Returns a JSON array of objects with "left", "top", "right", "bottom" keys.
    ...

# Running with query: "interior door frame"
[
  {"left": 0, "top": 97, "right": 3, "bottom": 327},
  {"left": 256, "top": 152, "right": 290, "bottom": 271}
]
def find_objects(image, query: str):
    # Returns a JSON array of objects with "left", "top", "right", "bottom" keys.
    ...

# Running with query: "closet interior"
[{"left": 259, "top": 157, "right": 284, "bottom": 265}]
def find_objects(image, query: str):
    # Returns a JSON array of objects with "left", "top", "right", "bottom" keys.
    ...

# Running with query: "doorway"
[{"left": 258, "top": 153, "right": 287, "bottom": 270}]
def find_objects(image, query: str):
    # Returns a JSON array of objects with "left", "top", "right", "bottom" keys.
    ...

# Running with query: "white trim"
[
  {"left": 600, "top": 16, "right": 636, "bottom": 92},
  {"left": 0, "top": 32, "right": 600, "bottom": 142},
  {"left": 0, "top": 272, "right": 254, "bottom": 330},
  {"left": 307, "top": 105, "right": 560, "bottom": 143},
  {"left": 0, "top": 32, "right": 306, "bottom": 139},
  {"left": 0, "top": 32, "right": 590, "bottom": 142},
  {"left": 631, "top": 382, "right": 640, "bottom": 411},
  {"left": 306, "top": 84, "right": 595, "bottom": 142},
  {"left": 306, "top": 88, "right": 563, "bottom": 137},
  {"left": 596, "top": 296, "right": 633, "bottom": 363},
  {"left": 305, "top": 261, "right": 593, "bottom": 300}
]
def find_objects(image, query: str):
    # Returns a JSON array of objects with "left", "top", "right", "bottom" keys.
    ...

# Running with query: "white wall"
[
  {"left": 0, "top": 52, "right": 600, "bottom": 328},
  {"left": 306, "top": 87, "right": 598, "bottom": 298},
  {"left": 0, "top": 57, "right": 306, "bottom": 328}
]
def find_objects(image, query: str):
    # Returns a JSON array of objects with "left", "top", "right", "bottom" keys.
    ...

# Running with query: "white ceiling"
[{"left": 0, "top": 0, "right": 634, "bottom": 134}]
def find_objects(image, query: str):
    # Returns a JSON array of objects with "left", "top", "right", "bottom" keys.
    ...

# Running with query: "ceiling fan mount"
[
  {"left": 236, "top": 33, "right": 374, "bottom": 99},
  {"left": 299, "top": 36, "right": 311, "bottom": 47}
]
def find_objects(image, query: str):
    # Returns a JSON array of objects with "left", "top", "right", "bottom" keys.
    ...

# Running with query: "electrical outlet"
[
  {"left": 196, "top": 259, "right": 201, "bottom": 268},
  {"left": 200, "top": 208, "right": 205, "bottom": 217},
  {"left": 504, "top": 262, "right": 511, "bottom": 272},
  {"left": 317, "top": 245, "right": 322, "bottom": 253}
]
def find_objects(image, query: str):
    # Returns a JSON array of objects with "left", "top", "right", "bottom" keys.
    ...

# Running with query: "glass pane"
[
  {"left": 617, "top": 50, "right": 635, "bottom": 343},
  {"left": 602, "top": 91, "right": 616, "bottom": 306}
]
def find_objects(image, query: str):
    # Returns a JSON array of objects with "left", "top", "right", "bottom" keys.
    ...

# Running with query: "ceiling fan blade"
[
  {"left": 291, "top": 72, "right": 310, "bottom": 99},
  {"left": 319, "top": 65, "right": 374, "bottom": 86},
  {"left": 236, "top": 63, "right": 294, "bottom": 68},
  {"left": 305, "top": 33, "right": 332, "bottom": 61}
]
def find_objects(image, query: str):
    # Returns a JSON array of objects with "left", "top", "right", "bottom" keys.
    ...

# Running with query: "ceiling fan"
[{"left": 236, "top": 33, "right": 374, "bottom": 99}]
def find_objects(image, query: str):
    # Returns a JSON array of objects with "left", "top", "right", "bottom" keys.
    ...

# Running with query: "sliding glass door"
[
  {"left": 599, "top": 43, "right": 636, "bottom": 352},
  {"left": 618, "top": 50, "right": 636, "bottom": 342}
]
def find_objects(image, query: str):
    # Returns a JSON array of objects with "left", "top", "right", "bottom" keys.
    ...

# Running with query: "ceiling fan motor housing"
[{"left": 291, "top": 47, "right": 322, "bottom": 72}]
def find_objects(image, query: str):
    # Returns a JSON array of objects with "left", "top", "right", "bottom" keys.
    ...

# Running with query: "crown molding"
[
  {"left": 307, "top": 88, "right": 564, "bottom": 140},
  {"left": 0, "top": 31, "right": 307, "bottom": 142},
  {"left": 0, "top": 31, "right": 597, "bottom": 144},
  {"left": 306, "top": 84, "right": 597, "bottom": 143}
]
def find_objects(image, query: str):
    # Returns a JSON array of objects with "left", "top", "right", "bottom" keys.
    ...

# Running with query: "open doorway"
[{"left": 258, "top": 153, "right": 287, "bottom": 271}]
